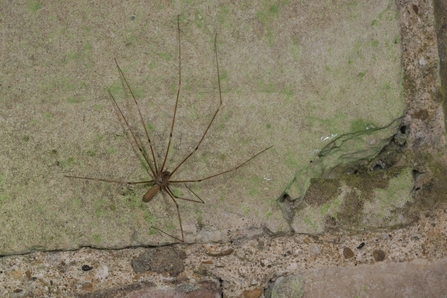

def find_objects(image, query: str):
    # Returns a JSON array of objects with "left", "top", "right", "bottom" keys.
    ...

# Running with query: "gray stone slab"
[
  {"left": 0, "top": 0, "right": 404, "bottom": 254},
  {"left": 270, "top": 259, "right": 447, "bottom": 298}
]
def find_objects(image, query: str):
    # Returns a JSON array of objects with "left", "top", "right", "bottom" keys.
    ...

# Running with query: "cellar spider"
[{"left": 65, "top": 16, "right": 271, "bottom": 242}]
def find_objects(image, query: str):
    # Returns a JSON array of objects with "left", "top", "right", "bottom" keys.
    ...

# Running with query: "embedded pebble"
[
  {"left": 343, "top": 247, "right": 355, "bottom": 259},
  {"left": 206, "top": 248, "right": 234, "bottom": 257},
  {"left": 95, "top": 265, "right": 109, "bottom": 279},
  {"left": 242, "top": 288, "right": 263, "bottom": 298},
  {"left": 310, "top": 244, "right": 321, "bottom": 256},
  {"left": 373, "top": 250, "right": 386, "bottom": 262},
  {"left": 131, "top": 247, "right": 184, "bottom": 276},
  {"left": 81, "top": 265, "right": 93, "bottom": 271}
]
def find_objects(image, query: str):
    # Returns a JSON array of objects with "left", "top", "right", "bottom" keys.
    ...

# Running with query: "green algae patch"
[
  {"left": 412, "top": 154, "right": 447, "bottom": 208},
  {"left": 359, "top": 167, "right": 413, "bottom": 228},
  {"left": 287, "top": 117, "right": 402, "bottom": 204},
  {"left": 291, "top": 198, "right": 343, "bottom": 234},
  {"left": 291, "top": 167, "right": 414, "bottom": 234},
  {"left": 304, "top": 178, "right": 342, "bottom": 207}
]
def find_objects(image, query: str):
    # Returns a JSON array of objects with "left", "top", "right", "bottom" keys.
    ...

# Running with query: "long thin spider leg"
[
  {"left": 169, "top": 33, "right": 222, "bottom": 177},
  {"left": 170, "top": 145, "right": 272, "bottom": 183},
  {"left": 160, "top": 15, "right": 181, "bottom": 173},
  {"left": 166, "top": 185, "right": 204, "bottom": 204},
  {"left": 107, "top": 90, "right": 157, "bottom": 177},
  {"left": 64, "top": 175, "right": 154, "bottom": 185},
  {"left": 160, "top": 186, "right": 184, "bottom": 242},
  {"left": 151, "top": 227, "right": 183, "bottom": 243},
  {"left": 114, "top": 59, "right": 159, "bottom": 174},
  {"left": 183, "top": 183, "right": 205, "bottom": 203}
]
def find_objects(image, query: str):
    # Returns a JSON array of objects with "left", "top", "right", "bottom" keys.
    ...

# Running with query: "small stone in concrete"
[
  {"left": 270, "top": 275, "right": 305, "bottom": 298},
  {"left": 131, "top": 247, "right": 184, "bottom": 276},
  {"left": 205, "top": 248, "right": 234, "bottom": 257},
  {"left": 343, "top": 247, "right": 355, "bottom": 259},
  {"left": 309, "top": 244, "right": 321, "bottom": 256},
  {"left": 242, "top": 288, "right": 263, "bottom": 298},
  {"left": 373, "top": 249, "right": 386, "bottom": 261}
]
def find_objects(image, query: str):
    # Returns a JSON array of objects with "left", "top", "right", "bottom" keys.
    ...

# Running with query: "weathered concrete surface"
[
  {"left": 1, "top": 0, "right": 404, "bottom": 253},
  {"left": 2, "top": 206, "right": 447, "bottom": 297}
]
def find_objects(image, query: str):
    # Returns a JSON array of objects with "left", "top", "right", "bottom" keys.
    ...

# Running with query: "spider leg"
[
  {"left": 166, "top": 184, "right": 204, "bottom": 204},
  {"left": 150, "top": 186, "right": 185, "bottom": 242},
  {"left": 113, "top": 59, "right": 159, "bottom": 174},
  {"left": 170, "top": 145, "right": 272, "bottom": 183},
  {"left": 168, "top": 32, "right": 222, "bottom": 177},
  {"left": 160, "top": 15, "right": 182, "bottom": 173},
  {"left": 64, "top": 175, "right": 154, "bottom": 185},
  {"left": 107, "top": 90, "right": 157, "bottom": 177}
]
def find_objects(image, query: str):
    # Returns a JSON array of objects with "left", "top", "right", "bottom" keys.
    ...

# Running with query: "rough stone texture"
[
  {"left": 0, "top": 0, "right": 446, "bottom": 297},
  {"left": 1, "top": 207, "right": 447, "bottom": 297},
  {"left": 124, "top": 281, "right": 221, "bottom": 298},
  {"left": 131, "top": 247, "right": 185, "bottom": 276},
  {"left": 75, "top": 281, "right": 221, "bottom": 298},
  {"left": 1, "top": 0, "right": 404, "bottom": 253},
  {"left": 270, "top": 259, "right": 447, "bottom": 297}
]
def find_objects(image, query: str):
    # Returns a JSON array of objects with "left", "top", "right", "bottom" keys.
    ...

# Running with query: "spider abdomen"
[{"left": 143, "top": 184, "right": 160, "bottom": 202}]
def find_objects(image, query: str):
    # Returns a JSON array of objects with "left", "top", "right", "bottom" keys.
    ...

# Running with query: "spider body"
[{"left": 143, "top": 171, "right": 170, "bottom": 202}]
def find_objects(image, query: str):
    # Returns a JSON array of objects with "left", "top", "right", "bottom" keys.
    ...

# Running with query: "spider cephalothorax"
[{"left": 143, "top": 171, "right": 171, "bottom": 203}]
